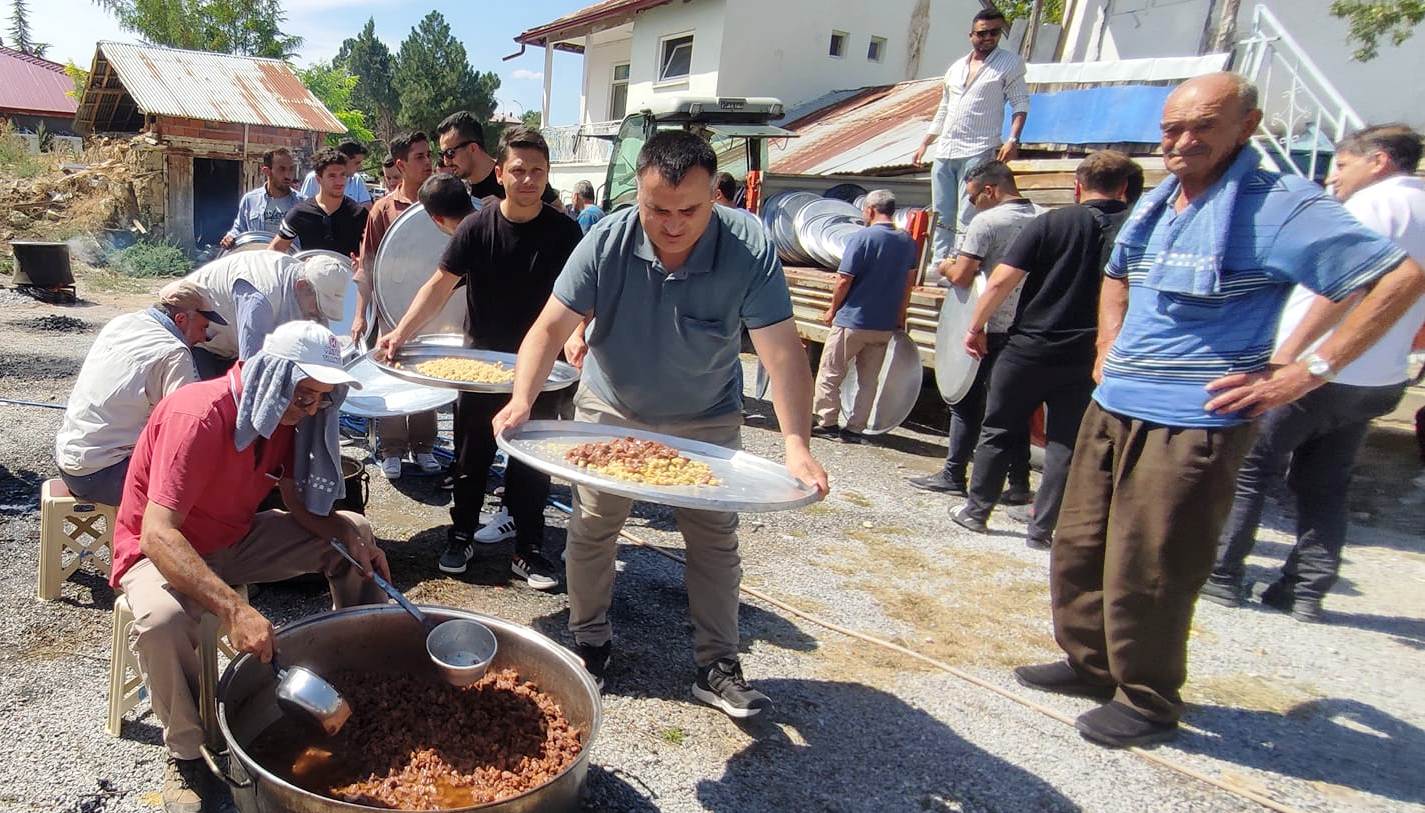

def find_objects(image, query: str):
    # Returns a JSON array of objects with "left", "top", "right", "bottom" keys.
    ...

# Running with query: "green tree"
[
  {"left": 298, "top": 61, "right": 375, "bottom": 145},
  {"left": 993, "top": 0, "right": 1066, "bottom": 26},
  {"left": 1331, "top": 0, "right": 1424, "bottom": 60},
  {"left": 392, "top": 11, "right": 500, "bottom": 138},
  {"left": 520, "top": 110, "right": 542, "bottom": 129},
  {"left": 336, "top": 18, "right": 399, "bottom": 142},
  {"left": 10, "top": 0, "right": 48, "bottom": 57},
  {"left": 63, "top": 60, "right": 89, "bottom": 100},
  {"left": 91, "top": 0, "right": 302, "bottom": 58}
]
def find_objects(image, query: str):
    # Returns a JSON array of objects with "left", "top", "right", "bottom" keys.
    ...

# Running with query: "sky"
[{"left": 30, "top": 0, "right": 592, "bottom": 125}]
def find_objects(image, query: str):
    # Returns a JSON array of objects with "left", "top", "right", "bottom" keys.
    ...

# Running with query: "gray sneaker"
[
  {"left": 693, "top": 658, "right": 772, "bottom": 719},
  {"left": 161, "top": 756, "right": 208, "bottom": 813}
]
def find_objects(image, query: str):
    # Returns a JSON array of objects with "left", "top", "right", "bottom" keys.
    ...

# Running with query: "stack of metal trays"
[
  {"left": 371, "top": 203, "right": 462, "bottom": 334},
  {"left": 223, "top": 231, "right": 279, "bottom": 255},
  {"left": 760, "top": 191, "right": 822, "bottom": 266},
  {"left": 793, "top": 197, "right": 865, "bottom": 268}
]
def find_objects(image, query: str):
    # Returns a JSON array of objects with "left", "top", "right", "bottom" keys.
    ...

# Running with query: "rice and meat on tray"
[{"left": 564, "top": 436, "right": 717, "bottom": 486}]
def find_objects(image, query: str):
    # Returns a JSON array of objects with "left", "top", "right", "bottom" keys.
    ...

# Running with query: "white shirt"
[
  {"left": 298, "top": 170, "right": 372, "bottom": 204},
  {"left": 925, "top": 47, "right": 1030, "bottom": 160},
  {"left": 55, "top": 310, "right": 197, "bottom": 475},
  {"left": 1276, "top": 174, "right": 1425, "bottom": 386}
]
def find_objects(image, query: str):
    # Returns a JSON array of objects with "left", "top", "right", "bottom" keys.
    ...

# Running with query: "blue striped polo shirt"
[{"left": 1095, "top": 168, "right": 1406, "bottom": 428}]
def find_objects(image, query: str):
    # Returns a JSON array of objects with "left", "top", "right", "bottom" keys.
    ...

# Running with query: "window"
[
  {"left": 658, "top": 34, "right": 694, "bottom": 83},
  {"left": 868, "top": 36, "right": 886, "bottom": 62},
  {"left": 829, "top": 30, "right": 848, "bottom": 58},
  {"left": 609, "top": 63, "right": 629, "bottom": 120}
]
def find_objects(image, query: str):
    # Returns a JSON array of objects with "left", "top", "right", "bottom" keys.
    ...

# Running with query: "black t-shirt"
[
  {"left": 999, "top": 199, "right": 1129, "bottom": 364},
  {"left": 438, "top": 201, "right": 584, "bottom": 352},
  {"left": 466, "top": 169, "right": 560, "bottom": 205},
  {"left": 277, "top": 196, "right": 368, "bottom": 256}
]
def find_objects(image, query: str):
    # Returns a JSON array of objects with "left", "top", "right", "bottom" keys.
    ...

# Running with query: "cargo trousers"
[
  {"left": 118, "top": 510, "right": 386, "bottom": 759},
  {"left": 812, "top": 325, "right": 893, "bottom": 433},
  {"left": 565, "top": 388, "right": 743, "bottom": 667},
  {"left": 1051, "top": 402, "right": 1256, "bottom": 723}
]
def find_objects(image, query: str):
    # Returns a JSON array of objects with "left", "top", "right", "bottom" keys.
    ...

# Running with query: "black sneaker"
[
  {"left": 1002, "top": 484, "right": 1034, "bottom": 506},
  {"left": 810, "top": 424, "right": 842, "bottom": 440},
  {"left": 1025, "top": 533, "right": 1052, "bottom": 551},
  {"left": 1075, "top": 702, "right": 1178, "bottom": 748},
  {"left": 949, "top": 504, "right": 988, "bottom": 534},
  {"left": 1199, "top": 579, "right": 1244, "bottom": 608},
  {"left": 438, "top": 529, "right": 475, "bottom": 574},
  {"left": 1259, "top": 579, "right": 1295, "bottom": 613},
  {"left": 1013, "top": 661, "right": 1116, "bottom": 700},
  {"left": 839, "top": 429, "right": 865, "bottom": 444},
  {"left": 511, "top": 548, "right": 559, "bottom": 591},
  {"left": 1006, "top": 504, "right": 1035, "bottom": 524},
  {"left": 1291, "top": 597, "right": 1324, "bottom": 623},
  {"left": 907, "top": 471, "right": 968, "bottom": 495},
  {"left": 575, "top": 641, "right": 611, "bottom": 690},
  {"left": 161, "top": 756, "right": 209, "bottom": 813},
  {"left": 438, "top": 471, "right": 458, "bottom": 491},
  {"left": 693, "top": 658, "right": 772, "bottom": 719}
]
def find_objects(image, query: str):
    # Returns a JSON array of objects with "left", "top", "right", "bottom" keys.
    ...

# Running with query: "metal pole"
[{"left": 542, "top": 42, "right": 554, "bottom": 127}]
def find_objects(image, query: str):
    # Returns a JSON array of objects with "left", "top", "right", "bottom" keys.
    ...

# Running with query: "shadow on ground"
[{"left": 1182, "top": 698, "right": 1425, "bottom": 805}]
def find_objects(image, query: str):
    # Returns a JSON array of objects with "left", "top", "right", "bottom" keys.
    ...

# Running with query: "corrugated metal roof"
[
  {"left": 516, "top": 0, "right": 671, "bottom": 46},
  {"left": 0, "top": 46, "right": 78, "bottom": 117},
  {"left": 94, "top": 41, "right": 344, "bottom": 132},
  {"left": 769, "top": 79, "right": 940, "bottom": 175}
]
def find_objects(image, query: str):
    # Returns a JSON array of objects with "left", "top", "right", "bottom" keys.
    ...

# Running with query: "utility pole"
[
  {"left": 1020, "top": 0, "right": 1046, "bottom": 60},
  {"left": 1199, "top": 0, "right": 1243, "bottom": 54}
]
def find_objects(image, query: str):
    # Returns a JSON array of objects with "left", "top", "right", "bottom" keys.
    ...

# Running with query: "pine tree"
[
  {"left": 392, "top": 11, "right": 500, "bottom": 140},
  {"left": 336, "top": 19, "right": 399, "bottom": 142},
  {"left": 10, "top": 0, "right": 48, "bottom": 58}
]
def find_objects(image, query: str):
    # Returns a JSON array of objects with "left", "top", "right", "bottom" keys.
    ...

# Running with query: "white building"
[{"left": 511, "top": 0, "right": 986, "bottom": 190}]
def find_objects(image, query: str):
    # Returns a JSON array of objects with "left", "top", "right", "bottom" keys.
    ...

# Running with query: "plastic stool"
[
  {"left": 106, "top": 585, "right": 248, "bottom": 738},
  {"left": 37, "top": 479, "right": 116, "bottom": 601}
]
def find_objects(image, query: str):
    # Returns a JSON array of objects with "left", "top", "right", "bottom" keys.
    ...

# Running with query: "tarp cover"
[{"left": 1006, "top": 85, "right": 1173, "bottom": 145}]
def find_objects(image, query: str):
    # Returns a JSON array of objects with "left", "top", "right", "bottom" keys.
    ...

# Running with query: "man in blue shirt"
[
  {"left": 219, "top": 148, "right": 304, "bottom": 249},
  {"left": 572, "top": 179, "right": 605, "bottom": 233},
  {"left": 1012, "top": 73, "right": 1425, "bottom": 748},
  {"left": 810, "top": 190, "right": 919, "bottom": 442},
  {"left": 492, "top": 130, "right": 828, "bottom": 719}
]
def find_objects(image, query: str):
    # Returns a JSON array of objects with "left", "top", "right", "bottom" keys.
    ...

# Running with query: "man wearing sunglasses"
[
  {"left": 436, "top": 111, "right": 560, "bottom": 205},
  {"left": 912, "top": 8, "right": 1029, "bottom": 266}
]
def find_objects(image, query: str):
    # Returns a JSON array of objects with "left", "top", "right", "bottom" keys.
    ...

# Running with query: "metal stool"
[
  {"left": 106, "top": 585, "right": 248, "bottom": 738},
  {"left": 37, "top": 479, "right": 116, "bottom": 601}
]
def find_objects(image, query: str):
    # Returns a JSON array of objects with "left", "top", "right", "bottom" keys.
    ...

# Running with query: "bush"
[
  {"left": 110, "top": 240, "right": 191, "bottom": 278},
  {"left": 0, "top": 123, "right": 47, "bottom": 179}
]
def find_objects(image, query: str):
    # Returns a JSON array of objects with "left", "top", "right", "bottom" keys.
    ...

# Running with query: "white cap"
[
  {"left": 261, "top": 321, "right": 362, "bottom": 388},
  {"left": 298, "top": 253, "right": 350, "bottom": 322}
]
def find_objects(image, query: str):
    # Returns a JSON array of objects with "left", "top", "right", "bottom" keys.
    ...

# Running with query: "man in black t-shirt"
[
  {"left": 377, "top": 128, "right": 583, "bottom": 590},
  {"left": 271, "top": 148, "right": 369, "bottom": 256},
  {"left": 435, "top": 111, "right": 560, "bottom": 205},
  {"left": 949, "top": 151, "right": 1141, "bottom": 548}
]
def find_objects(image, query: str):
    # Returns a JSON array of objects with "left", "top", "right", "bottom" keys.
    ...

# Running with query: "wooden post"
[
  {"left": 1020, "top": 0, "right": 1045, "bottom": 60},
  {"left": 165, "top": 152, "right": 195, "bottom": 251}
]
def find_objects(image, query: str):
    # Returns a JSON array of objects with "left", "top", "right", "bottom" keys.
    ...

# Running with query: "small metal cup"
[{"left": 425, "top": 619, "right": 498, "bottom": 687}]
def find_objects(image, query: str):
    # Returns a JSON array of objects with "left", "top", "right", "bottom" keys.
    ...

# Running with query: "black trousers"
[
  {"left": 944, "top": 332, "right": 1029, "bottom": 486},
  {"left": 963, "top": 349, "right": 1095, "bottom": 541},
  {"left": 1210, "top": 381, "right": 1405, "bottom": 601},
  {"left": 450, "top": 390, "right": 560, "bottom": 548}
]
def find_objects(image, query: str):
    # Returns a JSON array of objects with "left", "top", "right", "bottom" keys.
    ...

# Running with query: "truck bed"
[{"left": 784, "top": 266, "right": 945, "bottom": 369}]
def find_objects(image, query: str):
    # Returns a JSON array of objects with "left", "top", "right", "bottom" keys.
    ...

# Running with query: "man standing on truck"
[
  {"left": 912, "top": 7, "right": 1029, "bottom": 264},
  {"left": 811, "top": 189, "right": 919, "bottom": 443}
]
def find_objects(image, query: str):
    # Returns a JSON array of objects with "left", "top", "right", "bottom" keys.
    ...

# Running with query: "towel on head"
[
  {"left": 1115, "top": 148, "right": 1261, "bottom": 297},
  {"left": 232, "top": 352, "right": 348, "bottom": 516}
]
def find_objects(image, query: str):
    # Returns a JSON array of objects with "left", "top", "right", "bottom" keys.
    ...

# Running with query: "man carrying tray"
[
  {"left": 492, "top": 130, "right": 829, "bottom": 718},
  {"left": 378, "top": 127, "right": 584, "bottom": 590}
]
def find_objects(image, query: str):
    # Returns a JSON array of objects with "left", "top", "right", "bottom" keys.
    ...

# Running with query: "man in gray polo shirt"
[{"left": 493, "top": 130, "right": 829, "bottom": 719}]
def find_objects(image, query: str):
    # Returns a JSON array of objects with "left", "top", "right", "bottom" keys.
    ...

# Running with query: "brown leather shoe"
[{"left": 1013, "top": 661, "right": 1116, "bottom": 700}]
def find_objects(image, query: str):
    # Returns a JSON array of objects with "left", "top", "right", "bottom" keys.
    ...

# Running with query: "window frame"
[
  {"left": 609, "top": 61, "right": 630, "bottom": 121},
  {"left": 829, "top": 30, "right": 848, "bottom": 59},
  {"left": 656, "top": 32, "right": 695, "bottom": 85},
  {"left": 867, "top": 35, "right": 886, "bottom": 63}
]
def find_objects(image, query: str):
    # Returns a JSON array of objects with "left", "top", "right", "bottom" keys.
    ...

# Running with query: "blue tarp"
[{"left": 1004, "top": 85, "right": 1173, "bottom": 145}]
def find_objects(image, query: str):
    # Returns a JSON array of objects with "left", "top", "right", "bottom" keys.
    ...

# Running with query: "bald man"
[{"left": 1014, "top": 72, "right": 1425, "bottom": 747}]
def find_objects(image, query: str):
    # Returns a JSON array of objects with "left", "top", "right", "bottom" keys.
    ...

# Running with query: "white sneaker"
[
  {"left": 414, "top": 452, "right": 441, "bottom": 473},
  {"left": 380, "top": 456, "right": 403, "bottom": 480},
  {"left": 474, "top": 508, "right": 517, "bottom": 544}
]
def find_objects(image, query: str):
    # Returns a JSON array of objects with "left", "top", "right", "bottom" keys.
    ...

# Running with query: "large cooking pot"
[
  {"left": 10, "top": 241, "right": 74, "bottom": 287},
  {"left": 209, "top": 606, "right": 601, "bottom": 812}
]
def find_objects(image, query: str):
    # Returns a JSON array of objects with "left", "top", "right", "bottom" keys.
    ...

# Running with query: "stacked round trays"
[
  {"left": 759, "top": 191, "right": 822, "bottom": 266},
  {"left": 793, "top": 198, "right": 865, "bottom": 269}
]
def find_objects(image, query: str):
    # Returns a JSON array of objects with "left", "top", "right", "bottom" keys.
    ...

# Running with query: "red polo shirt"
[{"left": 110, "top": 367, "right": 294, "bottom": 585}]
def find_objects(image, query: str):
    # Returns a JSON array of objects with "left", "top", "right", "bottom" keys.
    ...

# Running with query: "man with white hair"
[
  {"left": 1014, "top": 73, "right": 1425, "bottom": 748},
  {"left": 112, "top": 321, "right": 386, "bottom": 813},
  {"left": 55, "top": 281, "right": 226, "bottom": 505},
  {"left": 184, "top": 249, "right": 350, "bottom": 377},
  {"left": 572, "top": 179, "right": 604, "bottom": 234},
  {"left": 811, "top": 189, "right": 919, "bottom": 441}
]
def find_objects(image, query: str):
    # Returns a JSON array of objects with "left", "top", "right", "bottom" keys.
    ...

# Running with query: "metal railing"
[
  {"left": 543, "top": 121, "right": 618, "bottom": 165},
  {"left": 1234, "top": 3, "right": 1365, "bottom": 180}
]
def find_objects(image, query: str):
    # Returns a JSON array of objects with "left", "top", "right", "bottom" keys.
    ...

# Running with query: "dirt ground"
[{"left": 1, "top": 277, "right": 1423, "bottom": 813}]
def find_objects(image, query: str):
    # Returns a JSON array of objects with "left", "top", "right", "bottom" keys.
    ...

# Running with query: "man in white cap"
[
  {"left": 110, "top": 321, "right": 387, "bottom": 813},
  {"left": 55, "top": 280, "right": 226, "bottom": 505},
  {"left": 184, "top": 249, "right": 349, "bottom": 377}
]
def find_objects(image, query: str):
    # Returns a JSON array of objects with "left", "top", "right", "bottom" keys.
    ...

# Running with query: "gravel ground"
[{"left": 0, "top": 282, "right": 1423, "bottom": 813}]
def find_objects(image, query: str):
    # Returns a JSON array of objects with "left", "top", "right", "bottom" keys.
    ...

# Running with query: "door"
[{"left": 192, "top": 157, "right": 242, "bottom": 250}]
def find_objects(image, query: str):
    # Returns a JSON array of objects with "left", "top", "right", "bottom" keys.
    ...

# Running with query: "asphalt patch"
[{"left": 18, "top": 315, "right": 90, "bottom": 333}]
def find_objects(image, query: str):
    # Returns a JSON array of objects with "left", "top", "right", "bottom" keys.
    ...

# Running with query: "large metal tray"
[
  {"left": 371, "top": 203, "right": 463, "bottom": 334},
  {"left": 340, "top": 353, "right": 457, "bottom": 418},
  {"left": 371, "top": 343, "right": 580, "bottom": 394},
  {"left": 935, "top": 276, "right": 984, "bottom": 404},
  {"left": 840, "top": 330, "right": 925, "bottom": 434},
  {"left": 497, "top": 420, "right": 821, "bottom": 512}
]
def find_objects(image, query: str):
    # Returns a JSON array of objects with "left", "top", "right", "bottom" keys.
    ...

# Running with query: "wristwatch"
[{"left": 1304, "top": 352, "right": 1337, "bottom": 381}]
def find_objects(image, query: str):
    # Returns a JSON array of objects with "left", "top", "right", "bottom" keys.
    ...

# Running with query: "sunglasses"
[
  {"left": 971, "top": 28, "right": 1003, "bottom": 38},
  {"left": 439, "top": 140, "right": 477, "bottom": 161},
  {"left": 291, "top": 390, "right": 335, "bottom": 410}
]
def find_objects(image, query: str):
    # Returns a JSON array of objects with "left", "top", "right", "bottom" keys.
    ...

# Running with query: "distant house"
[
  {"left": 511, "top": 0, "right": 983, "bottom": 188},
  {"left": 0, "top": 46, "right": 80, "bottom": 149},
  {"left": 73, "top": 41, "right": 344, "bottom": 249}
]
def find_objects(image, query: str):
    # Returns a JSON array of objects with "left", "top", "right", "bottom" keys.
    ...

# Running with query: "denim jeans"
[
  {"left": 930, "top": 148, "right": 996, "bottom": 262},
  {"left": 1210, "top": 381, "right": 1406, "bottom": 601}
]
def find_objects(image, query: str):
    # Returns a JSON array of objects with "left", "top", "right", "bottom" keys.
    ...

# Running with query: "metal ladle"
[
  {"left": 329, "top": 540, "right": 497, "bottom": 686},
  {"left": 272, "top": 657, "right": 351, "bottom": 736}
]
